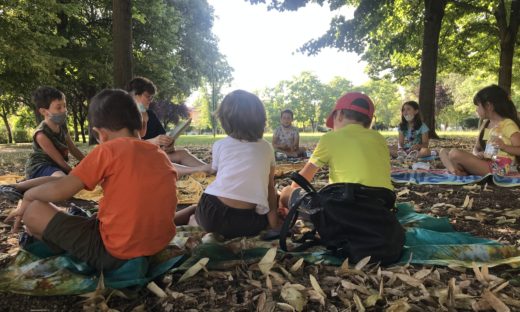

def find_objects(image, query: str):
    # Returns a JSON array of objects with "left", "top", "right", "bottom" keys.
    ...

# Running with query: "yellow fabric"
[
  {"left": 309, "top": 123, "right": 393, "bottom": 190},
  {"left": 483, "top": 118, "right": 520, "bottom": 159},
  {"left": 0, "top": 175, "right": 24, "bottom": 185}
]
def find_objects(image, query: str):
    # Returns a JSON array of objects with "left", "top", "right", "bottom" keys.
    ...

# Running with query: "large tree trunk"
[
  {"left": 112, "top": 0, "right": 133, "bottom": 89},
  {"left": 495, "top": 0, "right": 520, "bottom": 93},
  {"left": 418, "top": 0, "right": 447, "bottom": 139}
]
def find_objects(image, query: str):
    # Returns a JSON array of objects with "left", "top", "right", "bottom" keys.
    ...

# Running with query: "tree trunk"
[
  {"left": 0, "top": 108, "right": 13, "bottom": 144},
  {"left": 418, "top": 0, "right": 447, "bottom": 139},
  {"left": 112, "top": 0, "right": 133, "bottom": 89},
  {"left": 495, "top": 0, "right": 520, "bottom": 93}
]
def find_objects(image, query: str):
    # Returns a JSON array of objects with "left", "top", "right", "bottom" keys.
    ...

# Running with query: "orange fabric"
[{"left": 70, "top": 137, "right": 177, "bottom": 259}]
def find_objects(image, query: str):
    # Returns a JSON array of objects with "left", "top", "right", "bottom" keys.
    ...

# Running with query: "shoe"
[
  {"left": 406, "top": 150, "right": 419, "bottom": 162},
  {"left": 67, "top": 204, "right": 91, "bottom": 217},
  {"left": 18, "top": 231, "right": 34, "bottom": 249},
  {"left": 0, "top": 185, "right": 23, "bottom": 201}
]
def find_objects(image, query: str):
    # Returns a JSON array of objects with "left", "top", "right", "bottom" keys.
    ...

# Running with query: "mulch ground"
[{"left": 0, "top": 137, "right": 519, "bottom": 311}]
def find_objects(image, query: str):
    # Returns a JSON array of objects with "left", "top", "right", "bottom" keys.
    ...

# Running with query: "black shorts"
[
  {"left": 195, "top": 193, "right": 268, "bottom": 239},
  {"left": 42, "top": 212, "right": 125, "bottom": 271}
]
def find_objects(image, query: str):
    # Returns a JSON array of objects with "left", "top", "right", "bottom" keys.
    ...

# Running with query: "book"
[{"left": 167, "top": 118, "right": 192, "bottom": 141}]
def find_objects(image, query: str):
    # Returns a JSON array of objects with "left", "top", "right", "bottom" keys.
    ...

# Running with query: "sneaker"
[
  {"left": 406, "top": 150, "right": 419, "bottom": 162},
  {"left": 18, "top": 231, "right": 34, "bottom": 249},
  {"left": 67, "top": 204, "right": 91, "bottom": 217},
  {"left": 0, "top": 185, "right": 23, "bottom": 201}
]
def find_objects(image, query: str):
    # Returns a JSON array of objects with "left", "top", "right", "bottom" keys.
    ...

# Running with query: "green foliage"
[
  {"left": 12, "top": 129, "right": 31, "bottom": 143},
  {"left": 354, "top": 78, "right": 402, "bottom": 127}
]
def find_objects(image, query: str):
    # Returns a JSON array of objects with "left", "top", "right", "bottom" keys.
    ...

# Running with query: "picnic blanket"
[
  {"left": 391, "top": 168, "right": 520, "bottom": 187},
  {"left": 391, "top": 168, "right": 490, "bottom": 185},
  {"left": 1, "top": 202, "right": 519, "bottom": 295}
]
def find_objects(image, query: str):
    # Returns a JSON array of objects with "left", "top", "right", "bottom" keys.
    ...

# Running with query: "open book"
[
  {"left": 162, "top": 118, "right": 191, "bottom": 153},
  {"left": 167, "top": 118, "right": 192, "bottom": 141}
]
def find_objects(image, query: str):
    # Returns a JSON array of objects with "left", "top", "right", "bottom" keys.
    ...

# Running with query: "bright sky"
[{"left": 208, "top": 0, "right": 369, "bottom": 92}]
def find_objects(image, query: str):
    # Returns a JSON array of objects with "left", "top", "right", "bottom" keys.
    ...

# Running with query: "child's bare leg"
[
  {"left": 278, "top": 185, "right": 293, "bottom": 210},
  {"left": 174, "top": 204, "right": 197, "bottom": 225},
  {"left": 418, "top": 148, "right": 431, "bottom": 158},
  {"left": 174, "top": 163, "right": 215, "bottom": 178},
  {"left": 51, "top": 171, "right": 66, "bottom": 177},
  {"left": 14, "top": 176, "right": 59, "bottom": 192},
  {"left": 22, "top": 201, "right": 61, "bottom": 240},
  {"left": 448, "top": 149, "right": 490, "bottom": 176},
  {"left": 168, "top": 149, "right": 206, "bottom": 167},
  {"left": 440, "top": 148, "right": 458, "bottom": 174}
]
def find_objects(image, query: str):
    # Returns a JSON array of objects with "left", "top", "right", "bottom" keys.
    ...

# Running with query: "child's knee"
[{"left": 448, "top": 149, "right": 463, "bottom": 161}]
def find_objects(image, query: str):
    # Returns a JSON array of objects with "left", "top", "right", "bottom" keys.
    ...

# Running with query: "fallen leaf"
[
  {"left": 281, "top": 284, "right": 307, "bottom": 312},
  {"left": 353, "top": 293, "right": 365, "bottom": 312},
  {"left": 309, "top": 274, "right": 326, "bottom": 299},
  {"left": 482, "top": 289, "right": 510, "bottom": 312},
  {"left": 290, "top": 258, "right": 304, "bottom": 272},
  {"left": 147, "top": 282, "right": 167, "bottom": 298},
  {"left": 259, "top": 247, "right": 277, "bottom": 275},
  {"left": 354, "top": 256, "right": 371, "bottom": 270},
  {"left": 178, "top": 257, "right": 209, "bottom": 282}
]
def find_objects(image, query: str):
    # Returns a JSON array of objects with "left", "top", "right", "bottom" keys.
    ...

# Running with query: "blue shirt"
[{"left": 399, "top": 123, "right": 429, "bottom": 149}]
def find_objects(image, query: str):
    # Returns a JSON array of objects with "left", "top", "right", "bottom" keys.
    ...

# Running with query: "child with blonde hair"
[{"left": 175, "top": 90, "right": 279, "bottom": 238}]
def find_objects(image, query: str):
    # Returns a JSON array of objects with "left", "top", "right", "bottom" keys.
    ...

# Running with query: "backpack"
[{"left": 280, "top": 172, "right": 405, "bottom": 265}]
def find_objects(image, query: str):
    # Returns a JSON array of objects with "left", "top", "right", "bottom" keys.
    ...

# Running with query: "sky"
[{"left": 207, "top": 0, "right": 369, "bottom": 92}]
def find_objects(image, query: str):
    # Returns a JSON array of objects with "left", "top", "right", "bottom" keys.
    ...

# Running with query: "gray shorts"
[{"left": 42, "top": 212, "right": 125, "bottom": 271}]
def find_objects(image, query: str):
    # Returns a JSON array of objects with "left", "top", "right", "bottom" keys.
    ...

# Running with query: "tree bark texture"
[
  {"left": 112, "top": 0, "right": 133, "bottom": 89},
  {"left": 418, "top": 0, "right": 447, "bottom": 139},
  {"left": 495, "top": 0, "right": 520, "bottom": 94},
  {"left": 1, "top": 107, "right": 13, "bottom": 143}
]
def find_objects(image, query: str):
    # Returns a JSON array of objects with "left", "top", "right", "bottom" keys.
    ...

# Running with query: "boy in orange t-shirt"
[{"left": 6, "top": 89, "right": 177, "bottom": 271}]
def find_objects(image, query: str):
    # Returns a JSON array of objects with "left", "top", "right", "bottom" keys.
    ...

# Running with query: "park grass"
[{"left": 0, "top": 130, "right": 480, "bottom": 150}]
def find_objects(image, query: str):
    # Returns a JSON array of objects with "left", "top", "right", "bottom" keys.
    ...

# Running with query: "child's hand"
[
  {"left": 491, "top": 137, "right": 505, "bottom": 149},
  {"left": 5, "top": 199, "right": 29, "bottom": 233},
  {"left": 153, "top": 135, "right": 174, "bottom": 147}
]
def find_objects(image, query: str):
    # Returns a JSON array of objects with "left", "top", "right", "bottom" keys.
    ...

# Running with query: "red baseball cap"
[{"left": 325, "top": 92, "right": 375, "bottom": 128}]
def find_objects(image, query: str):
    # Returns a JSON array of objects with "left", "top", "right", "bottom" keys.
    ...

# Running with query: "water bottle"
[{"left": 483, "top": 128, "right": 500, "bottom": 159}]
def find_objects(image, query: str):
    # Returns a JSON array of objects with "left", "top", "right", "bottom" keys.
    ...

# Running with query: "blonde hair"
[{"left": 216, "top": 90, "right": 266, "bottom": 142}]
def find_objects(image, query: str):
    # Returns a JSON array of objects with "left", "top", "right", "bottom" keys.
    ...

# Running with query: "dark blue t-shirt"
[{"left": 143, "top": 109, "right": 166, "bottom": 140}]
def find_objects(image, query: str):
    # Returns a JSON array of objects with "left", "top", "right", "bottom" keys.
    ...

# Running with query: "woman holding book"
[{"left": 127, "top": 77, "right": 213, "bottom": 177}]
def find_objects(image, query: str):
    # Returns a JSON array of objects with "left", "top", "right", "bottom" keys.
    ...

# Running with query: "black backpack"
[{"left": 280, "top": 172, "right": 405, "bottom": 265}]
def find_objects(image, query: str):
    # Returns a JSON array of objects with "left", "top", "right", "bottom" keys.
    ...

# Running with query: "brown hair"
[{"left": 216, "top": 90, "right": 266, "bottom": 142}]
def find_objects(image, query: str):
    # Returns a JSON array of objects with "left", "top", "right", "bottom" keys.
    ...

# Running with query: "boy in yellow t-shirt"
[{"left": 279, "top": 92, "right": 392, "bottom": 212}]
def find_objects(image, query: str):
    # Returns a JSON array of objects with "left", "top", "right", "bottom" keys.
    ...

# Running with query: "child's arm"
[
  {"left": 397, "top": 132, "right": 405, "bottom": 149},
  {"left": 65, "top": 133, "right": 85, "bottom": 162},
  {"left": 6, "top": 175, "right": 85, "bottom": 232},
  {"left": 493, "top": 132, "right": 520, "bottom": 156},
  {"left": 412, "top": 132, "right": 429, "bottom": 150},
  {"left": 290, "top": 162, "right": 319, "bottom": 189},
  {"left": 291, "top": 131, "right": 300, "bottom": 152},
  {"left": 36, "top": 132, "right": 73, "bottom": 173},
  {"left": 272, "top": 130, "right": 282, "bottom": 149},
  {"left": 266, "top": 165, "right": 279, "bottom": 229}
]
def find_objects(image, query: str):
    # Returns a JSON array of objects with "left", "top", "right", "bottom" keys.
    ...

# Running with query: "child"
[
  {"left": 440, "top": 85, "right": 520, "bottom": 176},
  {"left": 280, "top": 92, "right": 393, "bottom": 210},
  {"left": 272, "top": 109, "right": 306, "bottom": 158},
  {"left": 25, "top": 87, "right": 85, "bottom": 179},
  {"left": 391, "top": 101, "right": 431, "bottom": 159},
  {"left": 6, "top": 89, "right": 178, "bottom": 271},
  {"left": 175, "top": 90, "right": 279, "bottom": 238},
  {"left": 127, "top": 77, "right": 211, "bottom": 176}
]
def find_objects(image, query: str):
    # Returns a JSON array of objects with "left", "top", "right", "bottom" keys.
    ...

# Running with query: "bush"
[
  {"left": 0, "top": 128, "right": 8, "bottom": 144},
  {"left": 13, "top": 129, "right": 32, "bottom": 143},
  {"left": 462, "top": 117, "right": 480, "bottom": 130}
]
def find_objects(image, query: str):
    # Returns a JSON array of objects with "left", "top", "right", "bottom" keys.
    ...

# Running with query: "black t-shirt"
[{"left": 143, "top": 109, "right": 166, "bottom": 140}]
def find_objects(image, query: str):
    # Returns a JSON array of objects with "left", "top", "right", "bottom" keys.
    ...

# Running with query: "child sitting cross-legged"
[
  {"left": 6, "top": 89, "right": 178, "bottom": 271},
  {"left": 25, "top": 87, "right": 85, "bottom": 179},
  {"left": 175, "top": 90, "right": 280, "bottom": 238},
  {"left": 279, "top": 92, "right": 394, "bottom": 209},
  {"left": 278, "top": 92, "right": 403, "bottom": 264},
  {"left": 272, "top": 109, "right": 307, "bottom": 159}
]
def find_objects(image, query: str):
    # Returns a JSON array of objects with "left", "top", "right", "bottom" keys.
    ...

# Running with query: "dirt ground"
[{"left": 0, "top": 137, "right": 519, "bottom": 311}]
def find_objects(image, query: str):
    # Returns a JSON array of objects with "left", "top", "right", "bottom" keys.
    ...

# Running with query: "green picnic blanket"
[{"left": 1, "top": 202, "right": 519, "bottom": 295}]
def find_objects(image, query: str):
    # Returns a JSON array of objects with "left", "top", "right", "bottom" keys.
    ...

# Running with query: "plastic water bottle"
[{"left": 483, "top": 128, "right": 500, "bottom": 159}]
